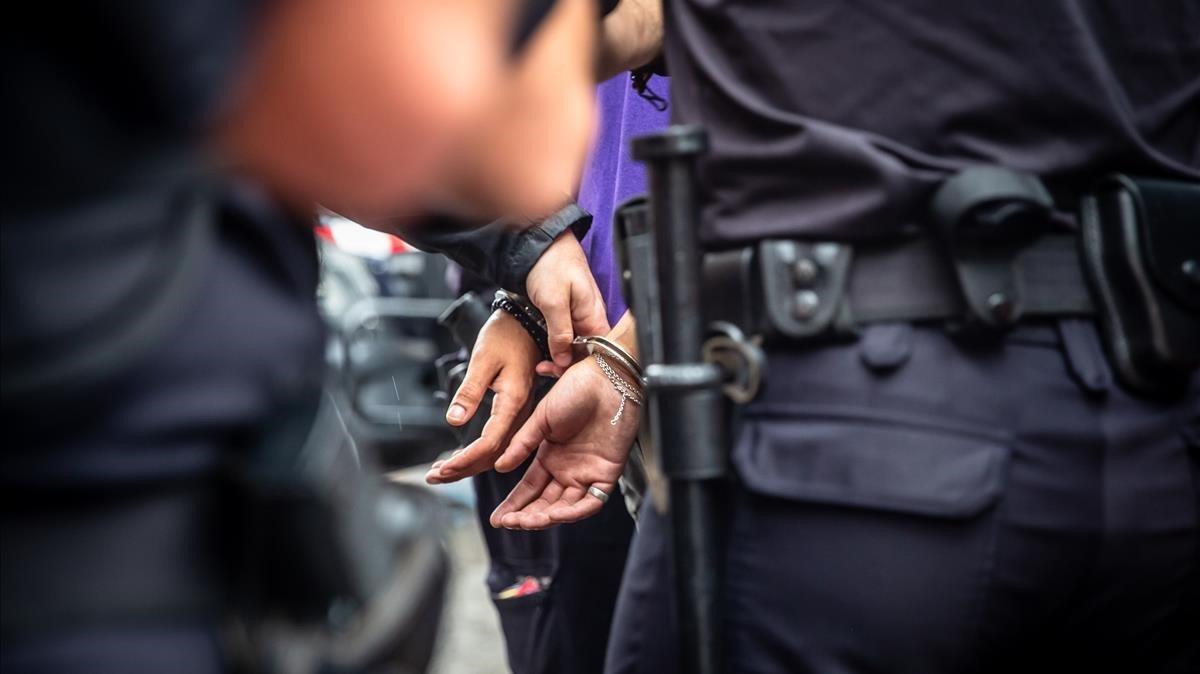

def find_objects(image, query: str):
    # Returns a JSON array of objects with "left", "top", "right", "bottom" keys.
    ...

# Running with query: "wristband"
[
  {"left": 497, "top": 203, "right": 593, "bottom": 295},
  {"left": 492, "top": 290, "right": 551, "bottom": 360}
]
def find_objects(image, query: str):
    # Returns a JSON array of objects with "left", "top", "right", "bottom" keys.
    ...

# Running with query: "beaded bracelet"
[{"left": 492, "top": 291, "right": 551, "bottom": 360}]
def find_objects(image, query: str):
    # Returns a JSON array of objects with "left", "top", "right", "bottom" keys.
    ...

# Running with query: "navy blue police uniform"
[
  {"left": 606, "top": 2, "right": 1200, "bottom": 673},
  {"left": 2, "top": 3, "right": 326, "bottom": 671}
]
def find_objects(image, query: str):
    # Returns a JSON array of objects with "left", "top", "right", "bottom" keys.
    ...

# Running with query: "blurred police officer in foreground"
[
  {"left": 430, "top": 2, "right": 1200, "bottom": 673},
  {"left": 1, "top": 1, "right": 601, "bottom": 672}
]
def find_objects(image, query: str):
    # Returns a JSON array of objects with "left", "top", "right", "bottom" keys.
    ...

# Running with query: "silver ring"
[{"left": 586, "top": 485, "right": 610, "bottom": 503}]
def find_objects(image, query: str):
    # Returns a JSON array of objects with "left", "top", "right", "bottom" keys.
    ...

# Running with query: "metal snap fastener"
[
  {"left": 987, "top": 292, "right": 1015, "bottom": 324},
  {"left": 793, "top": 290, "right": 820, "bottom": 320},
  {"left": 793, "top": 257, "right": 819, "bottom": 286},
  {"left": 1182, "top": 259, "right": 1200, "bottom": 286}
]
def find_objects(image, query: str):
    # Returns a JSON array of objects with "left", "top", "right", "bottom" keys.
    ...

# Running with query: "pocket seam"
[
  {"left": 734, "top": 411, "right": 1011, "bottom": 519},
  {"left": 745, "top": 402, "right": 1014, "bottom": 444}
]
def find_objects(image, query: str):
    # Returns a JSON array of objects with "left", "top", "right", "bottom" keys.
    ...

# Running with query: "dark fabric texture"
[
  {"left": 663, "top": 1, "right": 1200, "bottom": 247},
  {"left": 1, "top": 624, "right": 225, "bottom": 674},
  {"left": 3, "top": 183, "right": 325, "bottom": 487},
  {"left": 608, "top": 3, "right": 1200, "bottom": 672},
  {"left": 3, "top": 2, "right": 260, "bottom": 216},
  {"left": 403, "top": 204, "right": 592, "bottom": 296},
  {"left": 473, "top": 457, "right": 635, "bottom": 674},
  {"left": 605, "top": 322, "right": 1200, "bottom": 673},
  {"left": 0, "top": 183, "right": 324, "bottom": 669},
  {"left": 3, "top": 3, "right": 320, "bottom": 670},
  {"left": 2, "top": 0, "right": 264, "bottom": 416}
]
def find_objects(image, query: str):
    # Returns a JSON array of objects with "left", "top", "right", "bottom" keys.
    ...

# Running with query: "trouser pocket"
[
  {"left": 489, "top": 580, "right": 554, "bottom": 674},
  {"left": 724, "top": 411, "right": 1011, "bottom": 673},
  {"left": 734, "top": 411, "right": 1009, "bottom": 517}
]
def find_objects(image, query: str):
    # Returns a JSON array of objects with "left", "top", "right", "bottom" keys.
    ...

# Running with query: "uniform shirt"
[
  {"left": 664, "top": 1, "right": 1200, "bottom": 246},
  {"left": 2, "top": 2, "right": 325, "bottom": 486}
]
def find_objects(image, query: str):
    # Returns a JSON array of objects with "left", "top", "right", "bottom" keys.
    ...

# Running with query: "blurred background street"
[{"left": 392, "top": 467, "right": 508, "bottom": 674}]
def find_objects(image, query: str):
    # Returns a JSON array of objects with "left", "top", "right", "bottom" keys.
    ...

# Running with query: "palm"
[{"left": 490, "top": 358, "right": 639, "bottom": 529}]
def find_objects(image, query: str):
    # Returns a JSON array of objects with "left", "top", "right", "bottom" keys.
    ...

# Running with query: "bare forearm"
[{"left": 596, "top": 0, "right": 663, "bottom": 81}]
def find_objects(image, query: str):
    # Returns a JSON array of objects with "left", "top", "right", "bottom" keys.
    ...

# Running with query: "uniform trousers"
[{"left": 606, "top": 321, "right": 1199, "bottom": 674}]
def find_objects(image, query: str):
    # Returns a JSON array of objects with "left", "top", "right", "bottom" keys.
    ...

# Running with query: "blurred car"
[{"left": 317, "top": 213, "right": 458, "bottom": 469}]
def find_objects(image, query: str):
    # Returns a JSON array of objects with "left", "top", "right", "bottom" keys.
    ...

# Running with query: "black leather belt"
[{"left": 702, "top": 234, "right": 1094, "bottom": 343}]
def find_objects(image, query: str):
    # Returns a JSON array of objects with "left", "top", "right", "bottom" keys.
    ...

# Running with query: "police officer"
[
  {"left": 1, "top": 1, "right": 601, "bottom": 671},
  {"left": 430, "top": 2, "right": 1200, "bottom": 673}
]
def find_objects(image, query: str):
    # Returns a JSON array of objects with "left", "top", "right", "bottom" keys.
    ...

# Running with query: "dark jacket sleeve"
[{"left": 401, "top": 203, "right": 592, "bottom": 296}]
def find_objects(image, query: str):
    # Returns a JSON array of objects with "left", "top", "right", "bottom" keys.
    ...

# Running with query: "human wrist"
[
  {"left": 605, "top": 311, "right": 639, "bottom": 361},
  {"left": 586, "top": 352, "right": 643, "bottom": 425},
  {"left": 490, "top": 311, "right": 540, "bottom": 356},
  {"left": 492, "top": 291, "right": 550, "bottom": 360},
  {"left": 498, "top": 203, "right": 592, "bottom": 294}
]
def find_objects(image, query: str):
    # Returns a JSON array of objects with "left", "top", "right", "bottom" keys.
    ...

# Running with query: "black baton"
[{"left": 631, "top": 126, "right": 726, "bottom": 674}]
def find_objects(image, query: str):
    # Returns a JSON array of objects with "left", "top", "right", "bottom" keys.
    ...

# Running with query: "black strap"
[
  {"left": 703, "top": 234, "right": 1095, "bottom": 342},
  {"left": 1, "top": 176, "right": 214, "bottom": 406},
  {"left": 401, "top": 202, "right": 592, "bottom": 296},
  {"left": 930, "top": 166, "right": 1054, "bottom": 237},
  {"left": 847, "top": 235, "right": 1094, "bottom": 325}
]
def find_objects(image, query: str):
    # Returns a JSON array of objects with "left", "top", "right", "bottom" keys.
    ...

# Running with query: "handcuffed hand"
[
  {"left": 525, "top": 232, "right": 610, "bottom": 372},
  {"left": 487, "top": 355, "right": 640, "bottom": 530},
  {"left": 426, "top": 310, "right": 539, "bottom": 484}
]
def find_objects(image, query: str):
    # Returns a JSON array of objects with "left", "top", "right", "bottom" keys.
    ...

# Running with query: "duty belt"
[
  {"left": 702, "top": 233, "right": 1094, "bottom": 343},
  {"left": 617, "top": 164, "right": 1198, "bottom": 401}
]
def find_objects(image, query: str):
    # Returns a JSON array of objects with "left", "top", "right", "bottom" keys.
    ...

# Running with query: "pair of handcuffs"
[{"left": 574, "top": 335, "right": 644, "bottom": 426}]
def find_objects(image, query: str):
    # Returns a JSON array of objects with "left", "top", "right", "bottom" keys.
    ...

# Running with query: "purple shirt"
[{"left": 578, "top": 75, "right": 671, "bottom": 327}]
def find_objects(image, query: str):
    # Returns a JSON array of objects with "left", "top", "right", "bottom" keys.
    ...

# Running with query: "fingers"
[
  {"left": 489, "top": 457, "right": 551, "bottom": 527},
  {"left": 428, "top": 387, "right": 525, "bottom": 483},
  {"left": 446, "top": 356, "right": 497, "bottom": 426},
  {"left": 498, "top": 480, "right": 614, "bottom": 530},
  {"left": 545, "top": 277, "right": 610, "bottom": 368},
  {"left": 494, "top": 400, "right": 550, "bottom": 473},
  {"left": 545, "top": 482, "right": 611, "bottom": 524},
  {"left": 541, "top": 291, "right": 576, "bottom": 369},
  {"left": 428, "top": 448, "right": 462, "bottom": 473},
  {"left": 535, "top": 360, "right": 566, "bottom": 378},
  {"left": 570, "top": 277, "right": 610, "bottom": 338},
  {"left": 498, "top": 480, "right": 563, "bottom": 530}
]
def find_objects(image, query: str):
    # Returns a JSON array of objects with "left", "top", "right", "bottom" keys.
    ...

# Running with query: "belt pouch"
[{"left": 1079, "top": 175, "right": 1200, "bottom": 398}]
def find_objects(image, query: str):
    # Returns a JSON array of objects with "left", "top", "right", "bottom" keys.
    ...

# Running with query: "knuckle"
[
  {"left": 455, "top": 380, "right": 485, "bottom": 403},
  {"left": 509, "top": 390, "right": 530, "bottom": 408},
  {"left": 540, "top": 294, "right": 568, "bottom": 312}
]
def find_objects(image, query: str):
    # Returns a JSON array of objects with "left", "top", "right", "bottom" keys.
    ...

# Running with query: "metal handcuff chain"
[
  {"left": 593, "top": 353, "right": 643, "bottom": 424},
  {"left": 574, "top": 336, "right": 645, "bottom": 425}
]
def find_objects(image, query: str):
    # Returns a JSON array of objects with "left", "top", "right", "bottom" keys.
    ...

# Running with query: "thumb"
[
  {"left": 446, "top": 358, "right": 496, "bottom": 426},
  {"left": 495, "top": 401, "right": 550, "bottom": 473}
]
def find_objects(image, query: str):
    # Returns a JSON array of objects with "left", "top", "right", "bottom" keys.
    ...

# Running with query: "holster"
[{"left": 1079, "top": 175, "right": 1200, "bottom": 398}]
